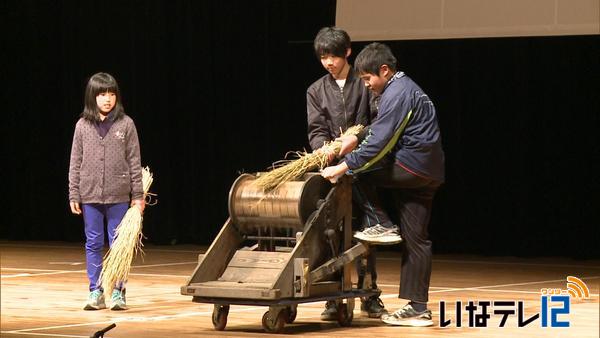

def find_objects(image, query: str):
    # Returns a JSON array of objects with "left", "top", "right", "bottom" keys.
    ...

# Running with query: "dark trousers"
[
  {"left": 351, "top": 185, "right": 379, "bottom": 290},
  {"left": 354, "top": 162, "right": 440, "bottom": 302},
  {"left": 355, "top": 248, "right": 379, "bottom": 290}
]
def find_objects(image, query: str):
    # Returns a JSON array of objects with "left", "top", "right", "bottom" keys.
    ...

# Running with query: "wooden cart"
[{"left": 181, "top": 173, "right": 378, "bottom": 333}]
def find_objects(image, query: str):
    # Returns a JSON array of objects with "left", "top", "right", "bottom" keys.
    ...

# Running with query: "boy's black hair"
[
  {"left": 81, "top": 72, "right": 125, "bottom": 122},
  {"left": 313, "top": 27, "right": 351, "bottom": 59},
  {"left": 355, "top": 42, "right": 397, "bottom": 75}
]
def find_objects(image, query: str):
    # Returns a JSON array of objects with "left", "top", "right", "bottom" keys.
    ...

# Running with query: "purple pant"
[{"left": 82, "top": 203, "right": 129, "bottom": 291}]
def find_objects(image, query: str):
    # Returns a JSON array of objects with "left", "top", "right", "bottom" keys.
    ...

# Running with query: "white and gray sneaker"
[
  {"left": 83, "top": 289, "right": 106, "bottom": 310},
  {"left": 320, "top": 300, "right": 338, "bottom": 321},
  {"left": 381, "top": 303, "right": 433, "bottom": 326},
  {"left": 110, "top": 289, "right": 128, "bottom": 311},
  {"left": 353, "top": 224, "right": 402, "bottom": 245}
]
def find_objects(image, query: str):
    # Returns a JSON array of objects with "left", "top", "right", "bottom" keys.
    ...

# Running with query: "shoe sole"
[
  {"left": 354, "top": 234, "right": 403, "bottom": 245},
  {"left": 83, "top": 304, "right": 106, "bottom": 310},
  {"left": 320, "top": 314, "right": 338, "bottom": 321},
  {"left": 362, "top": 311, "right": 387, "bottom": 318},
  {"left": 111, "top": 304, "right": 128, "bottom": 311},
  {"left": 381, "top": 317, "right": 433, "bottom": 326}
]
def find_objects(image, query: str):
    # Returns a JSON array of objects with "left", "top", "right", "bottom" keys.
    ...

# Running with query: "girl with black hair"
[{"left": 68, "top": 72, "right": 145, "bottom": 311}]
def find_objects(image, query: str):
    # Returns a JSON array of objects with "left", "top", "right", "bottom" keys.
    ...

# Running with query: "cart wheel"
[
  {"left": 337, "top": 303, "right": 353, "bottom": 327},
  {"left": 212, "top": 304, "right": 229, "bottom": 331},
  {"left": 262, "top": 310, "right": 286, "bottom": 333},
  {"left": 286, "top": 305, "right": 297, "bottom": 324}
]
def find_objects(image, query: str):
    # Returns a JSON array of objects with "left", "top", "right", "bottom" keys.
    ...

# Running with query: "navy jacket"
[{"left": 344, "top": 72, "right": 445, "bottom": 182}]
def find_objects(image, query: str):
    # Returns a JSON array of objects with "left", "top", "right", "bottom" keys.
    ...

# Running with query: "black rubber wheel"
[
  {"left": 212, "top": 304, "right": 229, "bottom": 331},
  {"left": 262, "top": 310, "right": 286, "bottom": 333},
  {"left": 337, "top": 303, "right": 353, "bottom": 327}
]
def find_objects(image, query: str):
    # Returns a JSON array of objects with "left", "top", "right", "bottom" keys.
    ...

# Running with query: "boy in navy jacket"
[{"left": 322, "top": 42, "right": 445, "bottom": 326}]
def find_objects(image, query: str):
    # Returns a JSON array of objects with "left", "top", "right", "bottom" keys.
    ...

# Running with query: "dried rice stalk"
[
  {"left": 254, "top": 125, "right": 364, "bottom": 192},
  {"left": 100, "top": 166, "right": 153, "bottom": 294}
]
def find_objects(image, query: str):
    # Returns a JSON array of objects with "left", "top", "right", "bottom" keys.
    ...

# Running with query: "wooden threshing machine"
[{"left": 181, "top": 173, "right": 378, "bottom": 333}]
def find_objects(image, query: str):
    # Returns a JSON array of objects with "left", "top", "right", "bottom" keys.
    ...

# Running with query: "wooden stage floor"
[{"left": 1, "top": 241, "right": 598, "bottom": 337}]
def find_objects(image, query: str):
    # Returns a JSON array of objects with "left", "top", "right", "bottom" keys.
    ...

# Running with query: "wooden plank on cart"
[
  {"left": 227, "top": 250, "right": 290, "bottom": 269},
  {"left": 187, "top": 218, "right": 242, "bottom": 284},
  {"left": 310, "top": 243, "right": 367, "bottom": 282},
  {"left": 185, "top": 281, "right": 281, "bottom": 299},
  {"left": 219, "top": 267, "right": 280, "bottom": 284},
  {"left": 308, "top": 281, "right": 342, "bottom": 296}
]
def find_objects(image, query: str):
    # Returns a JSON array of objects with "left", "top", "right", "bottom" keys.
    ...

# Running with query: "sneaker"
[
  {"left": 381, "top": 303, "right": 433, "bottom": 326},
  {"left": 361, "top": 296, "right": 388, "bottom": 318},
  {"left": 320, "top": 300, "right": 337, "bottom": 321},
  {"left": 110, "top": 289, "right": 128, "bottom": 310},
  {"left": 354, "top": 224, "right": 402, "bottom": 244},
  {"left": 83, "top": 289, "right": 106, "bottom": 310}
]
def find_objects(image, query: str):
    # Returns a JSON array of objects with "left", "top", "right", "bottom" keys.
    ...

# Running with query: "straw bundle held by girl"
[
  {"left": 253, "top": 125, "right": 364, "bottom": 192},
  {"left": 99, "top": 166, "right": 153, "bottom": 294}
]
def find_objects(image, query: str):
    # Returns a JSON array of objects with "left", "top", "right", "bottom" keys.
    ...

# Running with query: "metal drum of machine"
[{"left": 228, "top": 173, "right": 331, "bottom": 232}]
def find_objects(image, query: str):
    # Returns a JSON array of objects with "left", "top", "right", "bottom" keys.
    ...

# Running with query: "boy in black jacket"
[{"left": 307, "top": 27, "right": 390, "bottom": 320}]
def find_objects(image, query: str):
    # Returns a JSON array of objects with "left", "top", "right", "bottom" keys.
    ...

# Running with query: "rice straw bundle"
[
  {"left": 100, "top": 166, "right": 153, "bottom": 293},
  {"left": 253, "top": 125, "right": 364, "bottom": 192}
]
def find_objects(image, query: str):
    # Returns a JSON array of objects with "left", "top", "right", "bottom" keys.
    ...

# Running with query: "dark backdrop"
[{"left": 4, "top": 1, "right": 599, "bottom": 258}]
